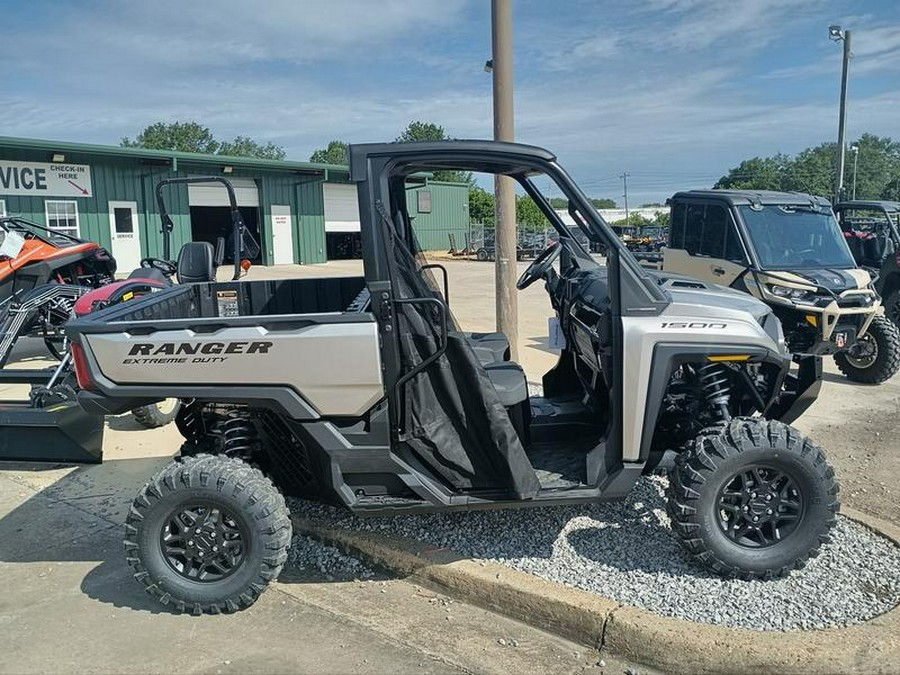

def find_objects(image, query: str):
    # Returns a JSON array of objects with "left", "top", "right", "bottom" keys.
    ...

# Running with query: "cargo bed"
[{"left": 66, "top": 276, "right": 385, "bottom": 420}]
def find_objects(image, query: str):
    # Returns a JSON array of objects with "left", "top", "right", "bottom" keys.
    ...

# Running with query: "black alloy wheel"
[
  {"left": 716, "top": 466, "right": 803, "bottom": 548},
  {"left": 160, "top": 502, "right": 247, "bottom": 582}
]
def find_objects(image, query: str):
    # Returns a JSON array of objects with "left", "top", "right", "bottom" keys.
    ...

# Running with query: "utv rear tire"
[
  {"left": 131, "top": 399, "right": 182, "bottom": 428},
  {"left": 833, "top": 314, "right": 900, "bottom": 384},
  {"left": 124, "top": 454, "right": 292, "bottom": 614},
  {"left": 667, "top": 418, "right": 839, "bottom": 579}
]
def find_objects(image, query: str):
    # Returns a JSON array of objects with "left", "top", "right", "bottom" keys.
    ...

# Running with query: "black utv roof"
[
  {"left": 349, "top": 140, "right": 557, "bottom": 181},
  {"left": 670, "top": 189, "right": 831, "bottom": 208},
  {"left": 834, "top": 200, "right": 900, "bottom": 213}
]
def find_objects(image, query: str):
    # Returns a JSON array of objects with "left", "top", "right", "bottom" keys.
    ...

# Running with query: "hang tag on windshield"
[
  {"left": 0, "top": 230, "right": 25, "bottom": 260},
  {"left": 548, "top": 316, "right": 566, "bottom": 350}
]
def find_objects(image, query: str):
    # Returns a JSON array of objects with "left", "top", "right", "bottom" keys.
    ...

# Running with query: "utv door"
[{"left": 665, "top": 200, "right": 749, "bottom": 287}]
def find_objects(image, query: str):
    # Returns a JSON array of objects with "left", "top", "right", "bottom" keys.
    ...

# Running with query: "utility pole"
[
  {"left": 621, "top": 173, "right": 630, "bottom": 224},
  {"left": 830, "top": 26, "right": 852, "bottom": 203},
  {"left": 491, "top": 0, "right": 517, "bottom": 359},
  {"left": 850, "top": 144, "right": 860, "bottom": 200}
]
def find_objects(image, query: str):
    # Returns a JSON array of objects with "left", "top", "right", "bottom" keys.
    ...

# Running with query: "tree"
[
  {"left": 611, "top": 213, "right": 652, "bottom": 230},
  {"left": 516, "top": 195, "right": 548, "bottom": 230},
  {"left": 714, "top": 134, "right": 900, "bottom": 201},
  {"left": 121, "top": 121, "right": 286, "bottom": 160},
  {"left": 468, "top": 186, "right": 495, "bottom": 225},
  {"left": 309, "top": 140, "right": 349, "bottom": 165},
  {"left": 219, "top": 136, "right": 285, "bottom": 160},
  {"left": 591, "top": 198, "right": 617, "bottom": 209},
  {"left": 122, "top": 121, "right": 220, "bottom": 154},
  {"left": 395, "top": 121, "right": 473, "bottom": 184}
]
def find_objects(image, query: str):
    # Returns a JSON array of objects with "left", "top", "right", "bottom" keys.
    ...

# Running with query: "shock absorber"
[
  {"left": 218, "top": 413, "right": 258, "bottom": 461},
  {"left": 699, "top": 363, "right": 732, "bottom": 421}
]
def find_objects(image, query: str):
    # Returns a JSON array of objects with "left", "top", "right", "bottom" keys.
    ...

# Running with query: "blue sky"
[{"left": 1, "top": 0, "right": 898, "bottom": 204}]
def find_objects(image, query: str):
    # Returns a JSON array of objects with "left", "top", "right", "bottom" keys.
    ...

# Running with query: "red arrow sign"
[{"left": 67, "top": 180, "right": 89, "bottom": 195}]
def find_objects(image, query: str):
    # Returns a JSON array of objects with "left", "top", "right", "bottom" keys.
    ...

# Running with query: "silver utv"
[{"left": 66, "top": 141, "right": 838, "bottom": 614}]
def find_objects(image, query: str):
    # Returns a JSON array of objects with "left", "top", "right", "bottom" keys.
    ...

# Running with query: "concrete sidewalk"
[{"left": 0, "top": 451, "right": 644, "bottom": 674}]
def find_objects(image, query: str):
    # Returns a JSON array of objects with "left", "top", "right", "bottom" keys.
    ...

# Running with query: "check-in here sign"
[{"left": 0, "top": 160, "right": 93, "bottom": 197}]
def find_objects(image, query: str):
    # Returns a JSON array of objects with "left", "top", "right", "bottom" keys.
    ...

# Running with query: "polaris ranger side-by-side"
[
  {"left": 649, "top": 190, "right": 900, "bottom": 384},
  {"left": 66, "top": 142, "right": 838, "bottom": 614}
]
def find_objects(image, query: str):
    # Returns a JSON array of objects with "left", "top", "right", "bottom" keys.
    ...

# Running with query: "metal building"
[{"left": 0, "top": 136, "right": 469, "bottom": 267}]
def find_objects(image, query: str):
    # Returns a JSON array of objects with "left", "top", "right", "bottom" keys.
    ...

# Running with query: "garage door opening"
[
  {"left": 189, "top": 206, "right": 262, "bottom": 263},
  {"left": 326, "top": 232, "right": 362, "bottom": 259},
  {"left": 188, "top": 177, "right": 262, "bottom": 263}
]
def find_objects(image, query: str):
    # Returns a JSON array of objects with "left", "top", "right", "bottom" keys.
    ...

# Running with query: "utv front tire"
[
  {"left": 668, "top": 418, "right": 839, "bottom": 579},
  {"left": 131, "top": 399, "right": 182, "bottom": 428},
  {"left": 124, "top": 454, "right": 292, "bottom": 614},
  {"left": 834, "top": 314, "right": 900, "bottom": 384}
]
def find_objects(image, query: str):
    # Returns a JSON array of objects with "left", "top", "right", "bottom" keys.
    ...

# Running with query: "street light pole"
[
  {"left": 491, "top": 0, "right": 518, "bottom": 359},
  {"left": 830, "top": 25, "right": 852, "bottom": 203},
  {"left": 850, "top": 144, "right": 860, "bottom": 200},
  {"left": 621, "top": 173, "right": 630, "bottom": 224}
]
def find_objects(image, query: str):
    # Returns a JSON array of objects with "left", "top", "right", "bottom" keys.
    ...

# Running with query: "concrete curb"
[{"left": 292, "top": 506, "right": 900, "bottom": 675}]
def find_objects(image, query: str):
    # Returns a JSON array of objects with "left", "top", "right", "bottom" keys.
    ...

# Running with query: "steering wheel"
[
  {"left": 140, "top": 257, "right": 178, "bottom": 276},
  {"left": 516, "top": 241, "right": 562, "bottom": 290}
]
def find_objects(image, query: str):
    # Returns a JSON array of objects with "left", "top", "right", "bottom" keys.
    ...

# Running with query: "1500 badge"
[
  {"left": 122, "top": 341, "right": 273, "bottom": 365},
  {"left": 660, "top": 322, "right": 727, "bottom": 329}
]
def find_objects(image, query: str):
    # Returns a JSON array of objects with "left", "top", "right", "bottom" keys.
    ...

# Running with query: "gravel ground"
[
  {"left": 286, "top": 533, "right": 377, "bottom": 581},
  {"left": 288, "top": 477, "right": 900, "bottom": 632}
]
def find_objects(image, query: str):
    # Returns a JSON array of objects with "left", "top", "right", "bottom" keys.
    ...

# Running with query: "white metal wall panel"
[
  {"left": 323, "top": 183, "right": 360, "bottom": 232},
  {"left": 188, "top": 178, "right": 259, "bottom": 207}
]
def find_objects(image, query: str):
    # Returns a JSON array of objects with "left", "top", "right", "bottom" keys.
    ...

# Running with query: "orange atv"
[{"left": 0, "top": 216, "right": 115, "bottom": 366}]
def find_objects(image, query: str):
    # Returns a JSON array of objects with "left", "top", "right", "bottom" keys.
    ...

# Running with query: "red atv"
[
  {"left": 0, "top": 216, "right": 115, "bottom": 366},
  {"left": 70, "top": 177, "right": 258, "bottom": 427}
]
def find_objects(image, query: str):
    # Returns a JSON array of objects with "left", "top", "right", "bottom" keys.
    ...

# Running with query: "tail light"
[
  {"left": 241, "top": 259, "right": 252, "bottom": 272},
  {"left": 71, "top": 342, "right": 94, "bottom": 390}
]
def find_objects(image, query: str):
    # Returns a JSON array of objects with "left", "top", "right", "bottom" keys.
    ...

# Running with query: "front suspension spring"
[{"left": 699, "top": 363, "right": 732, "bottom": 421}]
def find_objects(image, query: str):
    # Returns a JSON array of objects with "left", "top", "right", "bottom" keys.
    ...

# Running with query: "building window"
[
  {"left": 45, "top": 201, "right": 79, "bottom": 237},
  {"left": 417, "top": 190, "right": 432, "bottom": 214}
]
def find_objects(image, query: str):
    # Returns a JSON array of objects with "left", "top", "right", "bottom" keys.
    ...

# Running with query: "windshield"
[{"left": 738, "top": 205, "right": 855, "bottom": 269}]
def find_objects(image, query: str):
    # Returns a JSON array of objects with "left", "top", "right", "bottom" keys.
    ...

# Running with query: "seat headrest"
[{"left": 176, "top": 241, "right": 216, "bottom": 284}]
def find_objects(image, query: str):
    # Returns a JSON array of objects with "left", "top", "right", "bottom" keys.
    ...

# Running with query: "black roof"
[
  {"left": 671, "top": 189, "right": 831, "bottom": 208},
  {"left": 349, "top": 140, "right": 556, "bottom": 181},
  {"left": 834, "top": 200, "right": 900, "bottom": 212}
]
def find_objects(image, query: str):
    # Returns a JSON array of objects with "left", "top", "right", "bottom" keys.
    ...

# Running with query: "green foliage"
[
  {"left": 469, "top": 186, "right": 495, "bottom": 225},
  {"left": 653, "top": 210, "right": 671, "bottom": 227},
  {"left": 516, "top": 195, "right": 548, "bottom": 230},
  {"left": 218, "top": 136, "right": 285, "bottom": 160},
  {"left": 591, "top": 198, "right": 617, "bottom": 209},
  {"left": 611, "top": 213, "right": 652, "bottom": 229},
  {"left": 548, "top": 197, "right": 568, "bottom": 209},
  {"left": 715, "top": 134, "right": 900, "bottom": 201},
  {"left": 395, "top": 120, "right": 473, "bottom": 184},
  {"left": 309, "top": 140, "right": 349, "bottom": 165},
  {"left": 121, "top": 121, "right": 286, "bottom": 160}
]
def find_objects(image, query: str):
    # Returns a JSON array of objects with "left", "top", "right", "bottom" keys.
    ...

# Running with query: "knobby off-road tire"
[
  {"left": 131, "top": 399, "right": 183, "bottom": 429},
  {"left": 667, "top": 418, "right": 839, "bottom": 579},
  {"left": 834, "top": 314, "right": 900, "bottom": 384},
  {"left": 124, "top": 454, "right": 292, "bottom": 614}
]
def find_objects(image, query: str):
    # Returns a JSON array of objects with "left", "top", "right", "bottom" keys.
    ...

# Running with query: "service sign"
[{"left": 0, "top": 160, "right": 93, "bottom": 197}]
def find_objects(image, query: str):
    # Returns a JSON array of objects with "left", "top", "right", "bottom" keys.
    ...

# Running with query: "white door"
[
  {"left": 108, "top": 201, "right": 141, "bottom": 271},
  {"left": 323, "top": 183, "right": 360, "bottom": 232},
  {"left": 271, "top": 205, "right": 294, "bottom": 265}
]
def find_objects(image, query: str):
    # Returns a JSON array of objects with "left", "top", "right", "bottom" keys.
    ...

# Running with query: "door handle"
[{"left": 712, "top": 266, "right": 726, "bottom": 276}]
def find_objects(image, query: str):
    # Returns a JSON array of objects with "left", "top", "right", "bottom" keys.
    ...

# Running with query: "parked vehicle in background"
[
  {"left": 833, "top": 200, "right": 900, "bottom": 326},
  {"left": 643, "top": 190, "right": 900, "bottom": 384},
  {"left": 0, "top": 216, "right": 116, "bottom": 366},
  {"left": 67, "top": 141, "right": 837, "bottom": 614}
]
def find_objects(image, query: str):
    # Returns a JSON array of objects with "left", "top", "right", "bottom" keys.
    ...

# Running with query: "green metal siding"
[
  {"left": 406, "top": 182, "right": 469, "bottom": 251},
  {"left": 1, "top": 137, "right": 465, "bottom": 264},
  {"left": 297, "top": 180, "right": 326, "bottom": 264}
]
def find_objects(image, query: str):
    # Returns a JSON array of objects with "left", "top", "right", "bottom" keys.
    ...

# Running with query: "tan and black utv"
[
  {"left": 658, "top": 190, "right": 900, "bottom": 384},
  {"left": 66, "top": 143, "right": 838, "bottom": 614}
]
